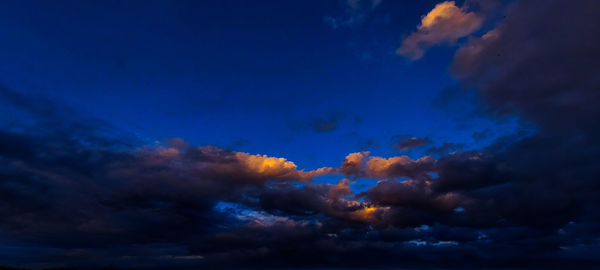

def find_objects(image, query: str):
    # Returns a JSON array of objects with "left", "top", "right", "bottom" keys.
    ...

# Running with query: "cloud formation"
[
  {"left": 3, "top": 0, "right": 600, "bottom": 267},
  {"left": 1, "top": 89, "right": 600, "bottom": 269},
  {"left": 426, "top": 142, "right": 465, "bottom": 155},
  {"left": 452, "top": 0, "right": 600, "bottom": 133},
  {"left": 397, "top": 1, "right": 484, "bottom": 60},
  {"left": 339, "top": 151, "right": 435, "bottom": 179}
]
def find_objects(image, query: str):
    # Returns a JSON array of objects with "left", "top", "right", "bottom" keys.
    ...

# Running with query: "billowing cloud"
[
  {"left": 258, "top": 179, "right": 389, "bottom": 224},
  {"left": 366, "top": 155, "right": 435, "bottom": 179},
  {"left": 451, "top": 0, "right": 600, "bottom": 132},
  {"left": 339, "top": 151, "right": 435, "bottom": 179},
  {"left": 397, "top": 1, "right": 483, "bottom": 60},
  {"left": 236, "top": 152, "right": 335, "bottom": 181},
  {"left": 339, "top": 151, "right": 368, "bottom": 175},
  {"left": 366, "top": 178, "right": 467, "bottom": 219}
]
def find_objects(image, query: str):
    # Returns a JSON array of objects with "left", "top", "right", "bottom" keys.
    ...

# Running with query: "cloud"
[
  {"left": 366, "top": 155, "right": 435, "bottom": 179},
  {"left": 393, "top": 136, "right": 431, "bottom": 150},
  {"left": 339, "top": 151, "right": 368, "bottom": 175},
  {"left": 287, "top": 112, "right": 345, "bottom": 133},
  {"left": 235, "top": 152, "right": 335, "bottom": 181},
  {"left": 397, "top": 1, "right": 484, "bottom": 60},
  {"left": 366, "top": 178, "right": 466, "bottom": 216},
  {"left": 309, "top": 116, "right": 339, "bottom": 132},
  {"left": 257, "top": 179, "right": 389, "bottom": 224},
  {"left": 325, "top": 0, "right": 383, "bottom": 29},
  {"left": 339, "top": 152, "right": 435, "bottom": 179},
  {"left": 425, "top": 142, "right": 465, "bottom": 154},
  {"left": 451, "top": 0, "right": 600, "bottom": 133}
]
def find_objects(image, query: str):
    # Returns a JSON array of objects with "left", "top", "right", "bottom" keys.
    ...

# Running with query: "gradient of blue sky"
[{"left": 0, "top": 0, "right": 517, "bottom": 174}]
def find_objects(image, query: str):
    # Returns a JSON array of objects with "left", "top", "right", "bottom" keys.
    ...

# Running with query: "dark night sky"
[{"left": 1, "top": 0, "right": 599, "bottom": 269}]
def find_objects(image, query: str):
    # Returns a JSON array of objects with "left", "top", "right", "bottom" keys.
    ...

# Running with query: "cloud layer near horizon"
[{"left": 1, "top": 82, "right": 600, "bottom": 269}]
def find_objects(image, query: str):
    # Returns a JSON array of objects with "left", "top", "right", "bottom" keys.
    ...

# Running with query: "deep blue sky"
[{"left": 0, "top": 0, "right": 515, "bottom": 171}]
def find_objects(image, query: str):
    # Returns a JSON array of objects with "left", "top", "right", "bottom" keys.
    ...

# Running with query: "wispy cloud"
[
  {"left": 392, "top": 136, "right": 431, "bottom": 150},
  {"left": 325, "top": 0, "right": 383, "bottom": 29}
]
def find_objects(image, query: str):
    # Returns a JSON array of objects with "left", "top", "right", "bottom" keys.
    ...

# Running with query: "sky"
[{"left": 0, "top": 0, "right": 599, "bottom": 269}]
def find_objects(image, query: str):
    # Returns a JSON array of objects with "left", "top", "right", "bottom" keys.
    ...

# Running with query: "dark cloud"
[
  {"left": 471, "top": 129, "right": 490, "bottom": 141},
  {"left": 0, "top": 88, "right": 332, "bottom": 269},
  {"left": 392, "top": 136, "right": 431, "bottom": 150},
  {"left": 1, "top": 86, "right": 600, "bottom": 269},
  {"left": 365, "top": 178, "right": 464, "bottom": 214},
  {"left": 310, "top": 116, "right": 339, "bottom": 132},
  {"left": 425, "top": 142, "right": 465, "bottom": 154},
  {"left": 287, "top": 112, "right": 345, "bottom": 133},
  {"left": 452, "top": 0, "right": 600, "bottom": 133},
  {"left": 438, "top": 0, "right": 600, "bottom": 233},
  {"left": 257, "top": 179, "right": 385, "bottom": 224}
]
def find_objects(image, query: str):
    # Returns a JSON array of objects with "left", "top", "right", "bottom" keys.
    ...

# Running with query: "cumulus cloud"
[
  {"left": 258, "top": 179, "right": 389, "bottom": 224},
  {"left": 366, "top": 155, "right": 435, "bottom": 179},
  {"left": 339, "top": 151, "right": 435, "bottom": 179},
  {"left": 366, "top": 178, "right": 467, "bottom": 220},
  {"left": 235, "top": 152, "right": 335, "bottom": 181},
  {"left": 397, "top": 1, "right": 484, "bottom": 60},
  {"left": 339, "top": 151, "right": 368, "bottom": 175}
]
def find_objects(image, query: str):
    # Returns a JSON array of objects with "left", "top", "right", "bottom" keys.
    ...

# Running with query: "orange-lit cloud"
[
  {"left": 325, "top": 183, "right": 391, "bottom": 223},
  {"left": 347, "top": 205, "right": 391, "bottom": 223},
  {"left": 339, "top": 152, "right": 435, "bottom": 179},
  {"left": 366, "top": 155, "right": 435, "bottom": 178},
  {"left": 340, "top": 152, "right": 369, "bottom": 175},
  {"left": 328, "top": 178, "right": 353, "bottom": 199},
  {"left": 110, "top": 140, "right": 451, "bottom": 227},
  {"left": 236, "top": 152, "right": 335, "bottom": 181},
  {"left": 397, "top": 1, "right": 483, "bottom": 60}
]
